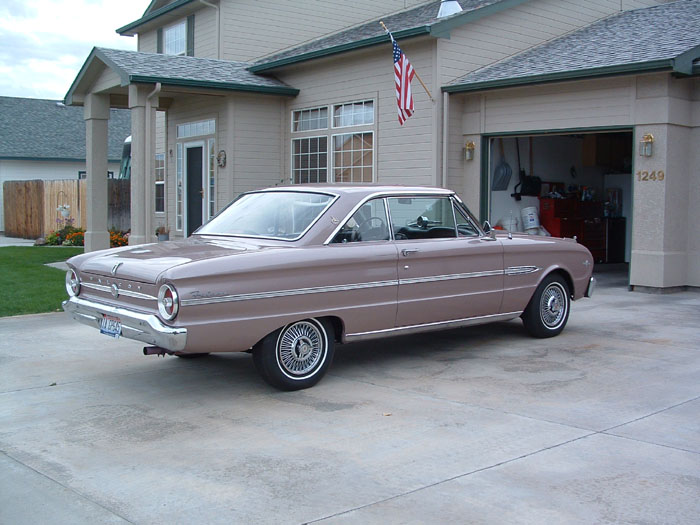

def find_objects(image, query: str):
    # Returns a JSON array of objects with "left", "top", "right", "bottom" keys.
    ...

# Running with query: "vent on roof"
[{"left": 437, "top": 0, "right": 463, "bottom": 18}]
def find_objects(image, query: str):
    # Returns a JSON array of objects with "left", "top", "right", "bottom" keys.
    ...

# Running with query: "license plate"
[{"left": 100, "top": 315, "right": 122, "bottom": 338}]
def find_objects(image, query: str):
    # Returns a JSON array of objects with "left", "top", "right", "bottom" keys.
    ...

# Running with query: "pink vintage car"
[{"left": 63, "top": 185, "right": 594, "bottom": 390}]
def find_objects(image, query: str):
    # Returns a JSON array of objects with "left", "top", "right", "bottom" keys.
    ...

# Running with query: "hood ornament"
[{"left": 111, "top": 262, "right": 123, "bottom": 276}]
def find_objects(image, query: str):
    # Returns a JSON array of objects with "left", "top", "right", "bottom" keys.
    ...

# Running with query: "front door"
[{"left": 186, "top": 145, "right": 204, "bottom": 236}]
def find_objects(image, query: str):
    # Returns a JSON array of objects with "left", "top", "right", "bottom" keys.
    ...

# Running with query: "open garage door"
[{"left": 485, "top": 130, "right": 633, "bottom": 277}]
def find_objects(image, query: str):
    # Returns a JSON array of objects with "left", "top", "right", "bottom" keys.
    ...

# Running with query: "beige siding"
[
  {"left": 439, "top": 0, "right": 669, "bottom": 85},
  {"left": 231, "top": 95, "right": 285, "bottom": 196},
  {"left": 481, "top": 77, "right": 634, "bottom": 134},
  {"left": 194, "top": 5, "right": 218, "bottom": 59},
  {"left": 89, "top": 67, "right": 121, "bottom": 94},
  {"left": 138, "top": 31, "right": 156, "bottom": 53},
  {"left": 220, "top": 0, "right": 426, "bottom": 62},
  {"left": 279, "top": 39, "right": 438, "bottom": 187}
]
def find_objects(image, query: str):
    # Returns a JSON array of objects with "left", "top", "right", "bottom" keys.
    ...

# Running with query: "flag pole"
[{"left": 380, "top": 21, "right": 434, "bottom": 102}]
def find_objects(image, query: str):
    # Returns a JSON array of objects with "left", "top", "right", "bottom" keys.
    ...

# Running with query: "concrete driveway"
[{"left": 1, "top": 271, "right": 699, "bottom": 524}]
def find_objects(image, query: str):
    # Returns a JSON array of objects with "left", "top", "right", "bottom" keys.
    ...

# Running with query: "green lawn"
[{"left": 0, "top": 246, "right": 83, "bottom": 317}]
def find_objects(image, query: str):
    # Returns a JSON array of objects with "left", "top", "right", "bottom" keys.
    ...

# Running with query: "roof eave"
[
  {"left": 65, "top": 48, "right": 131, "bottom": 106},
  {"left": 117, "top": 0, "right": 195, "bottom": 36},
  {"left": 248, "top": 26, "right": 431, "bottom": 73},
  {"left": 128, "top": 75, "right": 300, "bottom": 96},
  {"left": 442, "top": 60, "right": 675, "bottom": 94}
]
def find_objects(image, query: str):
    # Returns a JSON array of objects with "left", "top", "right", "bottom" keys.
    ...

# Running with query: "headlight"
[
  {"left": 65, "top": 269, "right": 80, "bottom": 297},
  {"left": 158, "top": 283, "right": 179, "bottom": 321}
]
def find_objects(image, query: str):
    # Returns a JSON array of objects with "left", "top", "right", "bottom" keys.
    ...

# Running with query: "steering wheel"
[{"left": 353, "top": 216, "right": 387, "bottom": 241}]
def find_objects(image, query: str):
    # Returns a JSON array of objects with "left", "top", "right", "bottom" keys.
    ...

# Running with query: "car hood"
[{"left": 74, "top": 236, "right": 265, "bottom": 283}]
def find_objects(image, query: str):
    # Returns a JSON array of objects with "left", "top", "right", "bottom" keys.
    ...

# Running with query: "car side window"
[
  {"left": 388, "top": 197, "right": 457, "bottom": 240},
  {"left": 331, "top": 198, "right": 390, "bottom": 243},
  {"left": 454, "top": 202, "right": 480, "bottom": 237}
]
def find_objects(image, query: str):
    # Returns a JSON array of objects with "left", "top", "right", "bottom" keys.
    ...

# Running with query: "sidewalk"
[{"left": 0, "top": 234, "right": 35, "bottom": 247}]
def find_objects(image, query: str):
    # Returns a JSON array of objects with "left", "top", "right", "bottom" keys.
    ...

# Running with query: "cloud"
[{"left": 0, "top": 0, "right": 143, "bottom": 99}]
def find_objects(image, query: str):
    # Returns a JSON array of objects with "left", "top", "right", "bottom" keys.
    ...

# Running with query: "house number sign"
[{"left": 636, "top": 170, "right": 665, "bottom": 182}]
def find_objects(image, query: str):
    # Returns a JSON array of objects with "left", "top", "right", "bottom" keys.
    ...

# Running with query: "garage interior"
[{"left": 487, "top": 130, "right": 633, "bottom": 275}]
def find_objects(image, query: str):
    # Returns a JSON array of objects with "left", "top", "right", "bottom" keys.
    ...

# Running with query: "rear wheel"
[
  {"left": 253, "top": 318, "right": 335, "bottom": 390},
  {"left": 521, "top": 274, "right": 570, "bottom": 338}
]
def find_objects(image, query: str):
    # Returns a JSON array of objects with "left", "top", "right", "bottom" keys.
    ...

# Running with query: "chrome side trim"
[
  {"left": 505, "top": 266, "right": 541, "bottom": 276},
  {"left": 345, "top": 311, "right": 523, "bottom": 342},
  {"left": 399, "top": 269, "right": 503, "bottom": 286},
  {"left": 82, "top": 282, "right": 157, "bottom": 301},
  {"left": 62, "top": 296, "right": 187, "bottom": 351},
  {"left": 180, "top": 279, "right": 400, "bottom": 307}
]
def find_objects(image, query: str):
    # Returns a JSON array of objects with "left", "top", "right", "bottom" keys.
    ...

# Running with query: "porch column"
[
  {"left": 84, "top": 93, "right": 110, "bottom": 252},
  {"left": 128, "top": 85, "right": 148, "bottom": 245}
]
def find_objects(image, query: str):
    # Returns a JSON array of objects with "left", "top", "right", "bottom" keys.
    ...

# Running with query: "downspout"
[
  {"left": 199, "top": 0, "right": 221, "bottom": 58},
  {"left": 145, "top": 82, "right": 161, "bottom": 242},
  {"left": 442, "top": 91, "right": 449, "bottom": 188}
]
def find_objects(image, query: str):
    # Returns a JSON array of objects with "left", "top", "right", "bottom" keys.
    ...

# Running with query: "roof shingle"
[
  {"left": 0, "top": 97, "right": 130, "bottom": 161},
  {"left": 445, "top": 0, "right": 700, "bottom": 92}
]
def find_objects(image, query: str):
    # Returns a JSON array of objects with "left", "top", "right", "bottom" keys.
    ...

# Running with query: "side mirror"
[{"left": 482, "top": 221, "right": 497, "bottom": 240}]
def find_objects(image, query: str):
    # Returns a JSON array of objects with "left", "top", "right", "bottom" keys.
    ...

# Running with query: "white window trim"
[
  {"left": 331, "top": 99, "right": 375, "bottom": 129},
  {"left": 183, "top": 140, "right": 207, "bottom": 237},
  {"left": 291, "top": 135, "right": 330, "bottom": 185},
  {"left": 331, "top": 130, "right": 375, "bottom": 184},
  {"left": 291, "top": 106, "right": 329, "bottom": 133}
]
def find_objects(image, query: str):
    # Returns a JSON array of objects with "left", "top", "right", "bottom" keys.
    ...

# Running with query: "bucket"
[
  {"left": 521, "top": 206, "right": 540, "bottom": 230},
  {"left": 500, "top": 217, "right": 519, "bottom": 232}
]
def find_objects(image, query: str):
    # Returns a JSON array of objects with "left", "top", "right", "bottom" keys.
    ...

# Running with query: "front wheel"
[
  {"left": 253, "top": 318, "right": 335, "bottom": 390},
  {"left": 521, "top": 275, "right": 570, "bottom": 338}
]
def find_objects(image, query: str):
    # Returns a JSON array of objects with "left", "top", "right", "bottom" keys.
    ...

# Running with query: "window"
[
  {"left": 177, "top": 119, "right": 215, "bottom": 139},
  {"left": 164, "top": 20, "right": 186, "bottom": 55},
  {"left": 78, "top": 171, "right": 114, "bottom": 179},
  {"left": 454, "top": 203, "right": 480, "bottom": 237},
  {"left": 291, "top": 100, "right": 374, "bottom": 185},
  {"left": 155, "top": 153, "right": 165, "bottom": 213},
  {"left": 331, "top": 198, "right": 389, "bottom": 243},
  {"left": 333, "top": 132, "right": 373, "bottom": 183},
  {"left": 388, "top": 197, "right": 457, "bottom": 240},
  {"left": 292, "top": 136, "right": 328, "bottom": 184},
  {"left": 333, "top": 101, "right": 374, "bottom": 128},
  {"left": 292, "top": 107, "right": 328, "bottom": 132}
]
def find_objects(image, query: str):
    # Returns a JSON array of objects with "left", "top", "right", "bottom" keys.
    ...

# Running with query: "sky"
[{"left": 0, "top": 0, "right": 147, "bottom": 101}]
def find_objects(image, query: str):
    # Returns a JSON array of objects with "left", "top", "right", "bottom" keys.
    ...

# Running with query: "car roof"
[{"left": 256, "top": 184, "right": 455, "bottom": 199}]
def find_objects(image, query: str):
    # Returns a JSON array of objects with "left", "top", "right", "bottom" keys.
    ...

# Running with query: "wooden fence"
[{"left": 3, "top": 179, "right": 130, "bottom": 239}]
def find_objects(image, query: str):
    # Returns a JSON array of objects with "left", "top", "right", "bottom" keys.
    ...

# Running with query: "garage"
[{"left": 485, "top": 131, "right": 633, "bottom": 270}]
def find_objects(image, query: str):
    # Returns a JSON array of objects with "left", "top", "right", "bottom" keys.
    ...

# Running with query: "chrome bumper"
[
  {"left": 62, "top": 296, "right": 187, "bottom": 351},
  {"left": 585, "top": 277, "right": 596, "bottom": 298}
]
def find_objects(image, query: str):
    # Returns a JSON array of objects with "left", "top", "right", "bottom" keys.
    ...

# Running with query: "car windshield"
[{"left": 196, "top": 191, "right": 335, "bottom": 240}]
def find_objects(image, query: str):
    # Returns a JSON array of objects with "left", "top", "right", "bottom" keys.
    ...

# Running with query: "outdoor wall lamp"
[
  {"left": 464, "top": 141, "right": 476, "bottom": 161},
  {"left": 639, "top": 133, "right": 654, "bottom": 157}
]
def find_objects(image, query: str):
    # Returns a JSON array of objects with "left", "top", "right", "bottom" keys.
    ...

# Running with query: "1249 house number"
[{"left": 636, "top": 170, "right": 665, "bottom": 182}]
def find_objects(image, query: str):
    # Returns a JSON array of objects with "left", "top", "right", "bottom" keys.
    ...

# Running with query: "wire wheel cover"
[
  {"left": 540, "top": 283, "right": 567, "bottom": 328},
  {"left": 277, "top": 321, "right": 325, "bottom": 376}
]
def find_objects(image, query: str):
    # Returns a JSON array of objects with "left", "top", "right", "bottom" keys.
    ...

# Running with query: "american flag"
[{"left": 391, "top": 36, "right": 415, "bottom": 125}]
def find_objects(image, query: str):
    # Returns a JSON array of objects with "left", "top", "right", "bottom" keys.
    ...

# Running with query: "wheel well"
[
  {"left": 318, "top": 316, "right": 344, "bottom": 343},
  {"left": 547, "top": 269, "right": 575, "bottom": 297}
]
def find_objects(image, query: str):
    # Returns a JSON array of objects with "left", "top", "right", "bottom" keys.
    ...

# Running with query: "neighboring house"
[
  {"left": 0, "top": 96, "right": 131, "bottom": 232},
  {"left": 65, "top": 0, "right": 699, "bottom": 291}
]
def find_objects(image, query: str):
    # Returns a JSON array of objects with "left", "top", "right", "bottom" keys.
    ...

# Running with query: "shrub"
[{"left": 110, "top": 229, "right": 129, "bottom": 247}]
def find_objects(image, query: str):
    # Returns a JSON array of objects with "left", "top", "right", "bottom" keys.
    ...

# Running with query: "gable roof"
[
  {"left": 0, "top": 97, "right": 131, "bottom": 162},
  {"left": 249, "top": 0, "right": 528, "bottom": 73},
  {"left": 65, "top": 48, "right": 299, "bottom": 105},
  {"left": 444, "top": 0, "right": 700, "bottom": 93}
]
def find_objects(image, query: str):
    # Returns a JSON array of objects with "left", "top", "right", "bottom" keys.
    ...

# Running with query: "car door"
[
  {"left": 325, "top": 197, "right": 399, "bottom": 336},
  {"left": 389, "top": 196, "right": 504, "bottom": 328}
]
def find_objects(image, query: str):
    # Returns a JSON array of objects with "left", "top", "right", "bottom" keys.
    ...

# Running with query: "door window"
[
  {"left": 331, "top": 198, "right": 390, "bottom": 243},
  {"left": 388, "top": 197, "right": 456, "bottom": 240}
]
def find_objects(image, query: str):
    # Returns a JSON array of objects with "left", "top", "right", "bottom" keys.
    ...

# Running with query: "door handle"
[
  {"left": 199, "top": 189, "right": 204, "bottom": 197},
  {"left": 401, "top": 248, "right": 419, "bottom": 257}
]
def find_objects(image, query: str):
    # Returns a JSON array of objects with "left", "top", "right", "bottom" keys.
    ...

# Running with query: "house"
[
  {"left": 0, "top": 96, "right": 131, "bottom": 232},
  {"left": 65, "top": 0, "right": 699, "bottom": 292}
]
